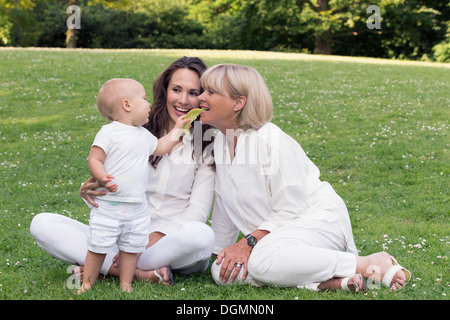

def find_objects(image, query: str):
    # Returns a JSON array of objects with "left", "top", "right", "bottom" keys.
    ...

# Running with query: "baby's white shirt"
[{"left": 92, "top": 121, "right": 158, "bottom": 203}]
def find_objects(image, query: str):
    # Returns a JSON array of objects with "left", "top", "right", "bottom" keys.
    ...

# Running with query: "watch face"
[{"left": 247, "top": 236, "right": 257, "bottom": 246}]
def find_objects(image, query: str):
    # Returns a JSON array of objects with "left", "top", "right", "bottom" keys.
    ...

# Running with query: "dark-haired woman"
[{"left": 30, "top": 57, "right": 216, "bottom": 286}]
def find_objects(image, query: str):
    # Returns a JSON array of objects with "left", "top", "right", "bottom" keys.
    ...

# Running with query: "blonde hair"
[
  {"left": 96, "top": 78, "right": 141, "bottom": 121},
  {"left": 200, "top": 64, "right": 273, "bottom": 130}
]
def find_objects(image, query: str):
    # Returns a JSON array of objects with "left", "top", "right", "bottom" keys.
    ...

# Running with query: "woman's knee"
[
  {"left": 211, "top": 258, "right": 262, "bottom": 287},
  {"left": 247, "top": 245, "right": 277, "bottom": 284},
  {"left": 30, "top": 212, "right": 55, "bottom": 241},
  {"left": 210, "top": 259, "right": 224, "bottom": 285},
  {"left": 178, "top": 222, "right": 215, "bottom": 252}
]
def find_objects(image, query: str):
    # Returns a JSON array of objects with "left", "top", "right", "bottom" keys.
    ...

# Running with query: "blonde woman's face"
[
  {"left": 166, "top": 68, "right": 201, "bottom": 129},
  {"left": 198, "top": 87, "right": 241, "bottom": 132}
]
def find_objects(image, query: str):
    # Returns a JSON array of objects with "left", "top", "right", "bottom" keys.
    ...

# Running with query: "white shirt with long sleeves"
[
  {"left": 211, "top": 122, "right": 357, "bottom": 255},
  {"left": 146, "top": 133, "right": 215, "bottom": 234}
]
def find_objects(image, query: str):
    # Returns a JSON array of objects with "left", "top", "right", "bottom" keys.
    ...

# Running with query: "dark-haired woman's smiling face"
[{"left": 166, "top": 68, "right": 201, "bottom": 130}]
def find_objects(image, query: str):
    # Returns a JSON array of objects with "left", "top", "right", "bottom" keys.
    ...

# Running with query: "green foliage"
[
  {"left": 1, "top": 0, "right": 208, "bottom": 49},
  {"left": 432, "top": 20, "right": 450, "bottom": 62},
  {"left": 433, "top": 40, "right": 450, "bottom": 62},
  {"left": 189, "top": 0, "right": 307, "bottom": 51},
  {"left": 0, "top": 0, "right": 449, "bottom": 61},
  {"left": 35, "top": 1, "right": 67, "bottom": 47},
  {"left": 73, "top": 0, "right": 207, "bottom": 49},
  {"left": 376, "top": 1, "right": 445, "bottom": 60}
]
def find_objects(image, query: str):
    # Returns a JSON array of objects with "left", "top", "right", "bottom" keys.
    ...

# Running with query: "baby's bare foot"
[
  {"left": 121, "top": 282, "right": 133, "bottom": 293},
  {"left": 73, "top": 265, "right": 84, "bottom": 282},
  {"left": 77, "top": 283, "right": 91, "bottom": 295}
]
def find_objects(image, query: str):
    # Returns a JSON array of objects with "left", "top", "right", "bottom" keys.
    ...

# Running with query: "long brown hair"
[{"left": 144, "top": 57, "right": 215, "bottom": 168}]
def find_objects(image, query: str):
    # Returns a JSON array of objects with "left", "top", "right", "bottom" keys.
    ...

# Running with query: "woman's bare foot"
[
  {"left": 135, "top": 267, "right": 173, "bottom": 285},
  {"left": 344, "top": 274, "right": 365, "bottom": 292},
  {"left": 357, "top": 252, "right": 408, "bottom": 290}
]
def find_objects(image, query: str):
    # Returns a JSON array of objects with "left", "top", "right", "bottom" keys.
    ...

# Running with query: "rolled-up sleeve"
[
  {"left": 182, "top": 163, "right": 215, "bottom": 223},
  {"left": 211, "top": 191, "right": 240, "bottom": 255}
]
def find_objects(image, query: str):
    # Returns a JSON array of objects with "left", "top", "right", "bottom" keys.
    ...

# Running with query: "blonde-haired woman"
[{"left": 200, "top": 63, "right": 411, "bottom": 292}]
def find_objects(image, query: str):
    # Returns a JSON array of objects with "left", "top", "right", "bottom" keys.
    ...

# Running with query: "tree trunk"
[
  {"left": 65, "top": 0, "right": 77, "bottom": 48},
  {"left": 66, "top": 29, "right": 76, "bottom": 48},
  {"left": 313, "top": 31, "right": 331, "bottom": 55},
  {"left": 313, "top": 0, "right": 332, "bottom": 55}
]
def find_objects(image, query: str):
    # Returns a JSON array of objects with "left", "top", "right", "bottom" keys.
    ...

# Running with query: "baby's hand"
[
  {"left": 101, "top": 174, "right": 118, "bottom": 192},
  {"left": 174, "top": 115, "right": 191, "bottom": 131}
]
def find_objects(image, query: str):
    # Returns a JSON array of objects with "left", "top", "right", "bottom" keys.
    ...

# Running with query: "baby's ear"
[{"left": 121, "top": 99, "right": 132, "bottom": 112}]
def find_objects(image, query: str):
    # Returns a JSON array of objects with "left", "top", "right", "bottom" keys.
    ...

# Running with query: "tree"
[
  {"left": 293, "top": 0, "right": 448, "bottom": 59},
  {"left": 2, "top": 0, "right": 447, "bottom": 60},
  {"left": 0, "top": 0, "right": 36, "bottom": 45},
  {"left": 189, "top": 0, "right": 306, "bottom": 51},
  {"left": 65, "top": 0, "right": 134, "bottom": 48},
  {"left": 295, "top": 0, "right": 370, "bottom": 55},
  {"left": 377, "top": 0, "right": 448, "bottom": 60}
]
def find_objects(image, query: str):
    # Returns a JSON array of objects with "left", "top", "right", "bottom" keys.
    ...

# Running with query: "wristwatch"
[{"left": 245, "top": 234, "right": 257, "bottom": 247}]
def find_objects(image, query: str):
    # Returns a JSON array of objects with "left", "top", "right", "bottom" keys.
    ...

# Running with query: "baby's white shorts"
[{"left": 87, "top": 199, "right": 150, "bottom": 254}]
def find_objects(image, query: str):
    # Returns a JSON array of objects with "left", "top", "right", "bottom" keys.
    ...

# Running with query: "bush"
[
  {"left": 2, "top": 0, "right": 210, "bottom": 49},
  {"left": 432, "top": 40, "right": 450, "bottom": 62}
]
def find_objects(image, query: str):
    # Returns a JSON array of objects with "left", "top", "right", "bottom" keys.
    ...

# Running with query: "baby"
[{"left": 78, "top": 78, "right": 189, "bottom": 293}]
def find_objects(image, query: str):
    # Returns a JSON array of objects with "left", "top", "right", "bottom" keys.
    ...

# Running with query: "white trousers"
[
  {"left": 211, "top": 216, "right": 357, "bottom": 290},
  {"left": 30, "top": 212, "right": 215, "bottom": 275}
]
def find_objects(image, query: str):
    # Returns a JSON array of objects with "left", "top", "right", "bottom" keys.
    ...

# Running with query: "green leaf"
[{"left": 183, "top": 108, "right": 204, "bottom": 135}]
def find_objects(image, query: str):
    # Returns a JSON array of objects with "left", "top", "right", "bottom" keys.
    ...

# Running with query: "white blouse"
[
  {"left": 146, "top": 134, "right": 215, "bottom": 234},
  {"left": 211, "top": 122, "right": 356, "bottom": 255}
]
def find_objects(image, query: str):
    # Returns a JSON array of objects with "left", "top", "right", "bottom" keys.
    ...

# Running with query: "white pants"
[
  {"left": 30, "top": 212, "right": 215, "bottom": 275},
  {"left": 211, "top": 217, "right": 357, "bottom": 290}
]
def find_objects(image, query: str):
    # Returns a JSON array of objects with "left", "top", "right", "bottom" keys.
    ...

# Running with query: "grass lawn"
[{"left": 0, "top": 48, "right": 448, "bottom": 301}]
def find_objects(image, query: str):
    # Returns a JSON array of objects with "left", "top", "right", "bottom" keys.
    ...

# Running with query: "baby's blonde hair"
[
  {"left": 96, "top": 78, "right": 141, "bottom": 121},
  {"left": 200, "top": 64, "right": 273, "bottom": 130}
]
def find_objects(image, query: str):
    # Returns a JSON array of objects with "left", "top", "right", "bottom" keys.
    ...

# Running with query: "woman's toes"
[
  {"left": 348, "top": 275, "right": 361, "bottom": 292},
  {"left": 154, "top": 267, "right": 172, "bottom": 285}
]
